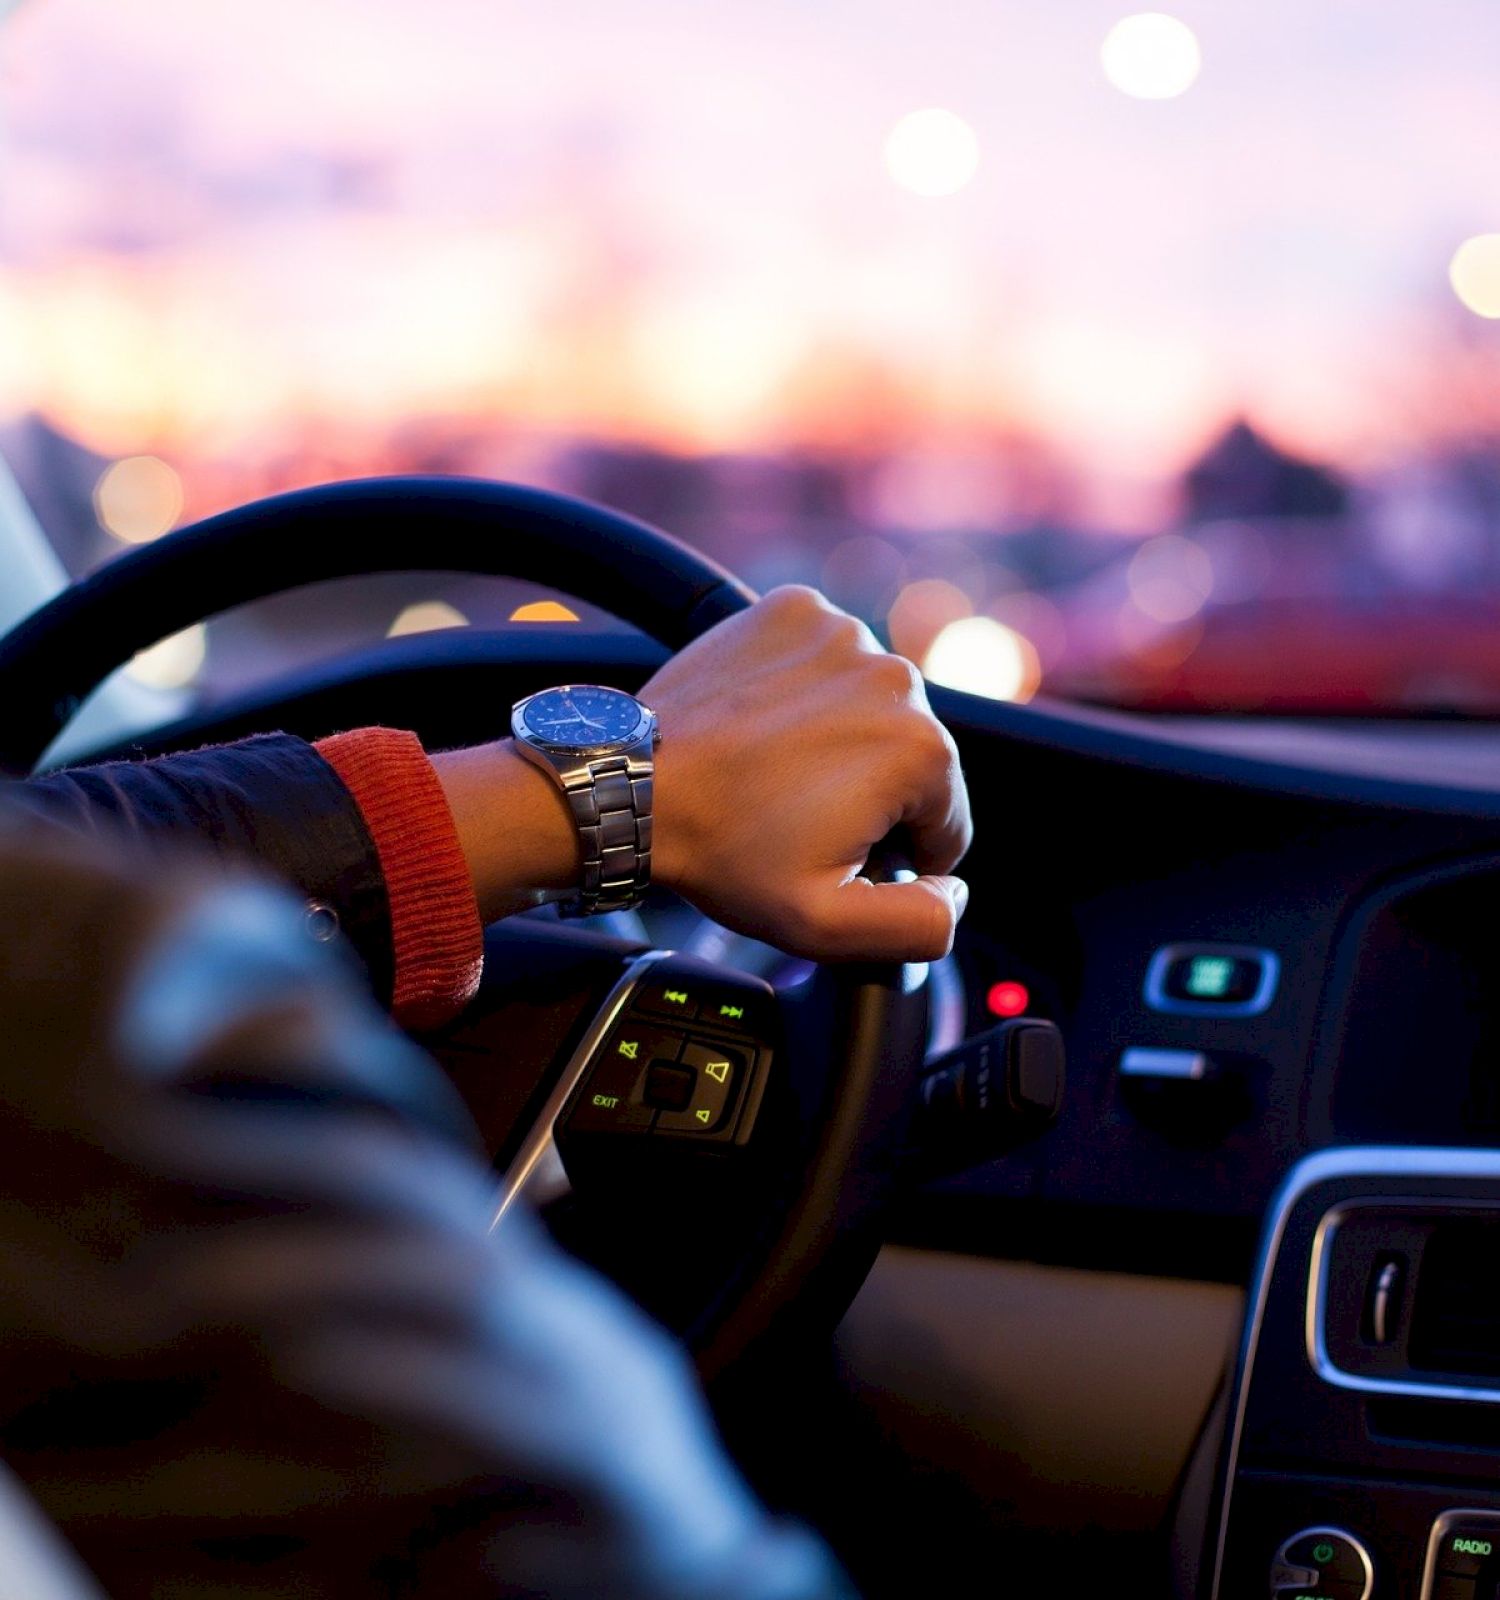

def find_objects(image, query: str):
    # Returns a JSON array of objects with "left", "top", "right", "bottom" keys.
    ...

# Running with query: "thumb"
[{"left": 797, "top": 874, "right": 968, "bottom": 963}]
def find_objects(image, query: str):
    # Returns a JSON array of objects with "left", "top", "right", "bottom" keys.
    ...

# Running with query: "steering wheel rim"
[
  {"left": 0, "top": 475, "right": 930, "bottom": 1382},
  {"left": 0, "top": 475, "right": 755, "bottom": 776}
]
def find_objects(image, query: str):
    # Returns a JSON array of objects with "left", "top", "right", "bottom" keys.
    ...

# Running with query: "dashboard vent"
[{"left": 1410, "top": 1220, "right": 1500, "bottom": 1379}]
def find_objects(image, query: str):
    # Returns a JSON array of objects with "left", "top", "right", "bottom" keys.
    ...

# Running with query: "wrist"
[{"left": 431, "top": 739, "right": 582, "bottom": 923}]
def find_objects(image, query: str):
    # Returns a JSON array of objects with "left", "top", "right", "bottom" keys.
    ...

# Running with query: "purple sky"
[{"left": 1, "top": 0, "right": 1497, "bottom": 522}]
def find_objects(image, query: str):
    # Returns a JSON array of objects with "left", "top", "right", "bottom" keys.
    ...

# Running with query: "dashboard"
[{"left": 874, "top": 696, "right": 1500, "bottom": 1287}]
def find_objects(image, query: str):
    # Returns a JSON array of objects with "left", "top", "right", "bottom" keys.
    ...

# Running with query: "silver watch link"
[{"left": 510, "top": 685, "right": 659, "bottom": 918}]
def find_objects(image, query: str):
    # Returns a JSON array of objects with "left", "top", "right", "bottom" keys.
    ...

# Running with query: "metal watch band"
[{"left": 561, "top": 755, "right": 653, "bottom": 916}]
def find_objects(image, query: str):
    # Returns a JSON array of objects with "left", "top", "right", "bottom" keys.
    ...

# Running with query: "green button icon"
[{"left": 1311, "top": 1542, "right": 1335, "bottom": 1567}]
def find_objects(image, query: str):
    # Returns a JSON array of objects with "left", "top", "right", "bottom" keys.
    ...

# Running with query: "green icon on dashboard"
[
  {"left": 719, "top": 1004, "right": 744, "bottom": 1020},
  {"left": 1185, "top": 956, "right": 1235, "bottom": 998},
  {"left": 695, "top": 1108, "right": 712, "bottom": 1124},
  {"left": 1311, "top": 1542, "right": 1335, "bottom": 1567},
  {"left": 663, "top": 990, "right": 689, "bottom": 1006}
]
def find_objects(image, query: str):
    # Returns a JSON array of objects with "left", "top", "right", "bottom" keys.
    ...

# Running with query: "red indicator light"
[{"left": 987, "top": 980, "right": 1030, "bottom": 1018}]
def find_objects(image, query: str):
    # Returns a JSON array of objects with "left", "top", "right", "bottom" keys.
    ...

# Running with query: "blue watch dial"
[{"left": 522, "top": 686, "right": 644, "bottom": 748}]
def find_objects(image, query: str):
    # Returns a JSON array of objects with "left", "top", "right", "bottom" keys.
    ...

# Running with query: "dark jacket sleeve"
[
  {"left": 2, "top": 734, "right": 394, "bottom": 1003},
  {"left": 0, "top": 833, "right": 858, "bottom": 1600}
]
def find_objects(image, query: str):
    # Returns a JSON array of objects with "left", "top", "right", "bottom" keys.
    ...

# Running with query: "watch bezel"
[{"left": 510, "top": 684, "right": 655, "bottom": 757}]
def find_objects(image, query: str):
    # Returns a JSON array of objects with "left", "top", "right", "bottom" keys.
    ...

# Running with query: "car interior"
[
  {"left": 2, "top": 475, "right": 1499, "bottom": 1600},
  {"left": 4, "top": 5, "right": 1500, "bottom": 1598}
]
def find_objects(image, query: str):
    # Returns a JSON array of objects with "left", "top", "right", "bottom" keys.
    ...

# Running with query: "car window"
[{"left": 2, "top": 1, "right": 1498, "bottom": 713}]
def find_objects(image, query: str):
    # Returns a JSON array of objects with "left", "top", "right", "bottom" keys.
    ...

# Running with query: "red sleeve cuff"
[{"left": 314, "top": 728, "right": 483, "bottom": 1032}]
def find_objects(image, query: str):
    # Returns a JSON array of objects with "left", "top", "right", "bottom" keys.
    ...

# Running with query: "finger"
[
  {"left": 795, "top": 874, "right": 969, "bottom": 963},
  {"left": 902, "top": 732, "right": 973, "bottom": 877}
]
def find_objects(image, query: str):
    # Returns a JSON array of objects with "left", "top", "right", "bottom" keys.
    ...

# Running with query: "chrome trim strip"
[
  {"left": 1370, "top": 1259, "right": 1400, "bottom": 1346},
  {"left": 1209, "top": 1144, "right": 1500, "bottom": 1600},
  {"left": 1119, "top": 1046, "right": 1209, "bottom": 1081},
  {"left": 1307, "top": 1196, "right": 1500, "bottom": 1404},
  {"left": 1144, "top": 942, "right": 1280, "bottom": 1018},
  {"left": 1421, "top": 1508, "right": 1500, "bottom": 1598},
  {"left": 489, "top": 948, "right": 671, "bottom": 1228}
]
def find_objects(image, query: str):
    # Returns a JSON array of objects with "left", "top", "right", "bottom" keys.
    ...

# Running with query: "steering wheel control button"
[
  {"left": 568, "top": 1025, "right": 684, "bottom": 1134},
  {"left": 635, "top": 980, "right": 700, "bottom": 1022},
  {"left": 657, "top": 1041, "right": 745, "bottom": 1135},
  {"left": 644, "top": 1061, "right": 696, "bottom": 1113},
  {"left": 916, "top": 1019, "right": 1066, "bottom": 1168},
  {"left": 1272, "top": 1528, "right": 1373, "bottom": 1600},
  {"left": 1144, "top": 943, "right": 1280, "bottom": 1017},
  {"left": 697, "top": 991, "right": 764, "bottom": 1033}
]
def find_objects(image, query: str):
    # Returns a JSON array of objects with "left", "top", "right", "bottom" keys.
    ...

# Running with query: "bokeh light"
[
  {"left": 1449, "top": 234, "right": 1500, "bottom": 319},
  {"left": 922, "top": 616, "right": 1042, "bottom": 702},
  {"left": 509, "top": 599, "right": 581, "bottom": 622},
  {"left": 388, "top": 600, "right": 468, "bottom": 636},
  {"left": 991, "top": 591, "right": 1068, "bottom": 668},
  {"left": 1100, "top": 13, "right": 1202, "bottom": 100},
  {"left": 887, "top": 578, "right": 972, "bottom": 664},
  {"left": 821, "top": 536, "right": 908, "bottom": 623},
  {"left": 125, "top": 623, "right": 206, "bottom": 689},
  {"left": 1127, "top": 534, "right": 1214, "bottom": 622},
  {"left": 93, "top": 455, "right": 183, "bottom": 544},
  {"left": 884, "top": 109, "right": 980, "bottom": 197}
]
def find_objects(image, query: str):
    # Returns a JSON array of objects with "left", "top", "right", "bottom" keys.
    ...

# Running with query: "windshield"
[{"left": 4, "top": 1, "right": 1499, "bottom": 715}]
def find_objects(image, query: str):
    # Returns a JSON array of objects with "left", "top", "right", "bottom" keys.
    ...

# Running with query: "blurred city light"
[
  {"left": 991, "top": 591, "right": 1068, "bottom": 668},
  {"left": 1100, "top": 13, "right": 1202, "bottom": 100},
  {"left": 1449, "top": 234, "right": 1500, "bottom": 319},
  {"left": 93, "top": 455, "right": 183, "bottom": 544},
  {"left": 887, "top": 578, "right": 972, "bottom": 664},
  {"left": 1127, "top": 534, "right": 1214, "bottom": 622},
  {"left": 388, "top": 600, "right": 468, "bottom": 637},
  {"left": 884, "top": 109, "right": 980, "bottom": 197},
  {"left": 125, "top": 623, "right": 206, "bottom": 689},
  {"left": 509, "top": 599, "right": 580, "bottom": 622},
  {"left": 820, "top": 536, "right": 908, "bottom": 623},
  {"left": 922, "top": 616, "right": 1042, "bottom": 702}
]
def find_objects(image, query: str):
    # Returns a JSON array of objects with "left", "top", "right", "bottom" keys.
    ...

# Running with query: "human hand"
[
  {"left": 643, "top": 586, "right": 972, "bottom": 962},
  {"left": 436, "top": 587, "right": 971, "bottom": 959}
]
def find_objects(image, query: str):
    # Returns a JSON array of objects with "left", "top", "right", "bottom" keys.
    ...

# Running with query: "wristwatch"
[{"left": 510, "top": 684, "right": 660, "bottom": 917}]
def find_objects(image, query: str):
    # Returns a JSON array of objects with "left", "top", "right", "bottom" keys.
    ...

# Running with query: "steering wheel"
[{"left": 0, "top": 476, "right": 931, "bottom": 1383}]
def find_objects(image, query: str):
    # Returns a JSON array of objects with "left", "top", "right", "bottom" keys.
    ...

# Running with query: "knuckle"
[
  {"left": 904, "top": 711, "right": 954, "bottom": 772},
  {"left": 872, "top": 651, "right": 922, "bottom": 697},
  {"left": 760, "top": 584, "right": 827, "bottom": 621},
  {"left": 828, "top": 613, "right": 867, "bottom": 655}
]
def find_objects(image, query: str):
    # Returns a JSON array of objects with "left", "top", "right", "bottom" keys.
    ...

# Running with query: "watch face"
[{"left": 519, "top": 685, "right": 646, "bottom": 749}]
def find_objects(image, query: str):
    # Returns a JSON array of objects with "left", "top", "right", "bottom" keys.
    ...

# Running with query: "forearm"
[{"left": 428, "top": 739, "right": 581, "bottom": 924}]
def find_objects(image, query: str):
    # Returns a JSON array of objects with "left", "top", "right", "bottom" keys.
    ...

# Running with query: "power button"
[{"left": 1271, "top": 1526, "right": 1373, "bottom": 1600}]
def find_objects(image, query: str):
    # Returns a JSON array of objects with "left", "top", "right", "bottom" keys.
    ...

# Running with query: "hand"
[
  {"left": 644, "top": 586, "right": 972, "bottom": 962},
  {"left": 435, "top": 587, "right": 972, "bottom": 961}
]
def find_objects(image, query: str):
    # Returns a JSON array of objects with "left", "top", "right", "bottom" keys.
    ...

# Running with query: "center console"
[{"left": 1210, "top": 1148, "right": 1500, "bottom": 1600}]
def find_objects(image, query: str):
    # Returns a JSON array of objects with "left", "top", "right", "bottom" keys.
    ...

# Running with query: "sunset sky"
[{"left": 1, "top": 0, "right": 1497, "bottom": 528}]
